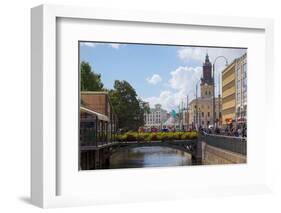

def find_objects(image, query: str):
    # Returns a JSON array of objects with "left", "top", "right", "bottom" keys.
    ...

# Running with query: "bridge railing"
[{"left": 200, "top": 134, "right": 247, "bottom": 155}]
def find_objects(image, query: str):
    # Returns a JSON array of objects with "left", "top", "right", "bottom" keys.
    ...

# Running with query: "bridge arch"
[{"left": 109, "top": 140, "right": 197, "bottom": 158}]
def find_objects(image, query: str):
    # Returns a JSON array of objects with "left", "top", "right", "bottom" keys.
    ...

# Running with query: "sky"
[{"left": 80, "top": 42, "right": 246, "bottom": 112}]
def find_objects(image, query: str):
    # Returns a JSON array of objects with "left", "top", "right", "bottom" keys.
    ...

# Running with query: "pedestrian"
[
  {"left": 233, "top": 128, "right": 239, "bottom": 137},
  {"left": 237, "top": 128, "right": 242, "bottom": 137}
]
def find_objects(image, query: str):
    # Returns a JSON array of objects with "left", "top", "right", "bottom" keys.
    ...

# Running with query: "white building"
[{"left": 144, "top": 104, "right": 168, "bottom": 129}]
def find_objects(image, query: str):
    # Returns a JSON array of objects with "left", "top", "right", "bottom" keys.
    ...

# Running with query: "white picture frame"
[{"left": 31, "top": 4, "right": 274, "bottom": 208}]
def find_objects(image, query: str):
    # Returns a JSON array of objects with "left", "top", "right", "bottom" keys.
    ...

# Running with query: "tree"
[
  {"left": 109, "top": 80, "right": 148, "bottom": 131},
  {"left": 138, "top": 99, "right": 150, "bottom": 126},
  {"left": 80, "top": 61, "right": 104, "bottom": 91}
]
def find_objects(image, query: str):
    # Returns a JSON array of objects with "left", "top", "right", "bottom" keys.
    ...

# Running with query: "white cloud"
[
  {"left": 81, "top": 42, "right": 97, "bottom": 47},
  {"left": 146, "top": 74, "right": 162, "bottom": 85},
  {"left": 109, "top": 44, "right": 123, "bottom": 49},
  {"left": 169, "top": 66, "right": 201, "bottom": 93},
  {"left": 80, "top": 42, "right": 125, "bottom": 49},
  {"left": 144, "top": 47, "right": 246, "bottom": 112},
  {"left": 177, "top": 47, "right": 247, "bottom": 94},
  {"left": 145, "top": 91, "right": 175, "bottom": 112},
  {"left": 144, "top": 66, "right": 202, "bottom": 111},
  {"left": 178, "top": 47, "right": 246, "bottom": 69},
  {"left": 178, "top": 47, "right": 202, "bottom": 63}
]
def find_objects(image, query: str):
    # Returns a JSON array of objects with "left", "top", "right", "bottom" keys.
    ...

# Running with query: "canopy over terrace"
[
  {"left": 80, "top": 91, "right": 118, "bottom": 147},
  {"left": 80, "top": 106, "right": 109, "bottom": 122}
]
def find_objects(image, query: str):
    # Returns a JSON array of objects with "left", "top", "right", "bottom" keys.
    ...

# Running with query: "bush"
[
  {"left": 149, "top": 133, "right": 158, "bottom": 141},
  {"left": 115, "top": 131, "right": 198, "bottom": 142},
  {"left": 125, "top": 131, "right": 137, "bottom": 141},
  {"left": 160, "top": 132, "right": 174, "bottom": 141},
  {"left": 181, "top": 132, "right": 190, "bottom": 140},
  {"left": 136, "top": 133, "right": 145, "bottom": 141},
  {"left": 159, "top": 132, "right": 168, "bottom": 141},
  {"left": 171, "top": 132, "right": 180, "bottom": 140},
  {"left": 189, "top": 131, "right": 198, "bottom": 139}
]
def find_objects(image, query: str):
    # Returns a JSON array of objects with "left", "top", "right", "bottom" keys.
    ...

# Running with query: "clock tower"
[{"left": 201, "top": 54, "right": 214, "bottom": 98}]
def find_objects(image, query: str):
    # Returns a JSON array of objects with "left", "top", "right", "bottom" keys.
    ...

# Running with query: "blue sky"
[{"left": 80, "top": 42, "right": 246, "bottom": 112}]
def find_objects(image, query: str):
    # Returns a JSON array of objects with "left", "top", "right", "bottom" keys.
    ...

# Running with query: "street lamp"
[
  {"left": 195, "top": 79, "right": 201, "bottom": 130},
  {"left": 212, "top": 56, "right": 228, "bottom": 129}
]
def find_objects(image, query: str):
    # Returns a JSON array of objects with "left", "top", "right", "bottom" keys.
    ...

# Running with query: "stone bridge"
[
  {"left": 80, "top": 139, "right": 199, "bottom": 169},
  {"left": 80, "top": 134, "right": 247, "bottom": 169}
]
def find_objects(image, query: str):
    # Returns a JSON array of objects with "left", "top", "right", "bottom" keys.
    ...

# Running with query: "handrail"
[{"left": 200, "top": 133, "right": 247, "bottom": 155}]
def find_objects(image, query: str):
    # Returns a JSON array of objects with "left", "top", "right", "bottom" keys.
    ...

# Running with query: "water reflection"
[{"left": 109, "top": 146, "right": 192, "bottom": 169}]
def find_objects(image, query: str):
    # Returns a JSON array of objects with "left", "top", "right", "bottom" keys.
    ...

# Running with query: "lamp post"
[
  {"left": 212, "top": 56, "right": 228, "bottom": 129},
  {"left": 195, "top": 80, "right": 201, "bottom": 130}
]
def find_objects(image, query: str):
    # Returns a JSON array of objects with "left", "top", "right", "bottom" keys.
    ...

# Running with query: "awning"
[
  {"left": 225, "top": 118, "right": 233, "bottom": 124},
  {"left": 237, "top": 117, "right": 246, "bottom": 123},
  {"left": 80, "top": 106, "right": 109, "bottom": 122}
]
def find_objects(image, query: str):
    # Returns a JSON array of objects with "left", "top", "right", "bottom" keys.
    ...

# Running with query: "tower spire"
[
  {"left": 201, "top": 52, "right": 212, "bottom": 85},
  {"left": 200, "top": 51, "right": 214, "bottom": 98}
]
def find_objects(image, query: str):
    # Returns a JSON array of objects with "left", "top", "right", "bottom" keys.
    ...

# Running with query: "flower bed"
[{"left": 115, "top": 131, "right": 198, "bottom": 142}]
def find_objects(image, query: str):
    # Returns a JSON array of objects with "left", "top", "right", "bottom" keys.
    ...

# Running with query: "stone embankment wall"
[{"left": 201, "top": 142, "right": 246, "bottom": 165}]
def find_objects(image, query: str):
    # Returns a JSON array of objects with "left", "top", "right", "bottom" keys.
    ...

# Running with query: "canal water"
[{"left": 109, "top": 146, "right": 192, "bottom": 169}]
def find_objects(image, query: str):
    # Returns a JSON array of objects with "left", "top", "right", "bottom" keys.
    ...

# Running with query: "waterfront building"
[
  {"left": 188, "top": 97, "right": 221, "bottom": 129},
  {"left": 144, "top": 104, "right": 168, "bottom": 129},
  {"left": 80, "top": 91, "right": 118, "bottom": 146},
  {"left": 222, "top": 61, "right": 236, "bottom": 127},
  {"left": 235, "top": 53, "right": 247, "bottom": 124},
  {"left": 222, "top": 53, "right": 247, "bottom": 127}
]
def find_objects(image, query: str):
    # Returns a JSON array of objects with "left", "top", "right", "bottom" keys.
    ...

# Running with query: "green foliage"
[
  {"left": 189, "top": 131, "right": 198, "bottom": 139},
  {"left": 109, "top": 80, "right": 149, "bottom": 131},
  {"left": 80, "top": 61, "right": 104, "bottom": 91},
  {"left": 159, "top": 133, "right": 173, "bottom": 141},
  {"left": 115, "top": 131, "right": 198, "bottom": 142},
  {"left": 181, "top": 132, "right": 190, "bottom": 140},
  {"left": 125, "top": 131, "right": 137, "bottom": 141},
  {"left": 136, "top": 133, "right": 145, "bottom": 141},
  {"left": 149, "top": 133, "right": 159, "bottom": 141}
]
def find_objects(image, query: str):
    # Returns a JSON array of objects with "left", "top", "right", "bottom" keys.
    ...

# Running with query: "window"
[
  {"left": 243, "top": 78, "right": 247, "bottom": 91},
  {"left": 243, "top": 63, "right": 247, "bottom": 78},
  {"left": 243, "top": 92, "right": 247, "bottom": 103},
  {"left": 237, "top": 106, "right": 240, "bottom": 113},
  {"left": 237, "top": 93, "right": 241, "bottom": 104},
  {"left": 202, "top": 112, "right": 204, "bottom": 117},
  {"left": 208, "top": 112, "right": 210, "bottom": 117},
  {"left": 237, "top": 80, "right": 241, "bottom": 90},
  {"left": 237, "top": 68, "right": 241, "bottom": 80}
]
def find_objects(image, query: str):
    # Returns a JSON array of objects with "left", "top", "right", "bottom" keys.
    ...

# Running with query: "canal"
[{"left": 109, "top": 146, "right": 193, "bottom": 169}]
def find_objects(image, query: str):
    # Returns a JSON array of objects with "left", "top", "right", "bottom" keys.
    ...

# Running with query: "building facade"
[
  {"left": 201, "top": 54, "right": 214, "bottom": 98},
  {"left": 188, "top": 97, "right": 221, "bottom": 129},
  {"left": 222, "top": 61, "right": 236, "bottom": 127},
  {"left": 144, "top": 104, "right": 168, "bottom": 129},
  {"left": 235, "top": 53, "right": 247, "bottom": 124},
  {"left": 188, "top": 54, "right": 221, "bottom": 129},
  {"left": 80, "top": 91, "right": 118, "bottom": 146},
  {"left": 222, "top": 53, "right": 247, "bottom": 127}
]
